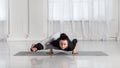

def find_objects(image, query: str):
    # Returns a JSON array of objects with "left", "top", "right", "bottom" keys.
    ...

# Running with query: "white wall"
[
  {"left": 28, "top": 0, "right": 47, "bottom": 40},
  {"left": 0, "top": 21, "right": 6, "bottom": 40},
  {"left": 7, "top": 0, "right": 47, "bottom": 41},
  {"left": 118, "top": 0, "right": 120, "bottom": 40}
]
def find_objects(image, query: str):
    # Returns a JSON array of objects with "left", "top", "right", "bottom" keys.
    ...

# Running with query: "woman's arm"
[
  {"left": 72, "top": 44, "right": 78, "bottom": 55},
  {"left": 47, "top": 48, "right": 54, "bottom": 55}
]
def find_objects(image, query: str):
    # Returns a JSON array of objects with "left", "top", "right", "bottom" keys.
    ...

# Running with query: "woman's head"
[
  {"left": 59, "top": 33, "right": 69, "bottom": 50},
  {"left": 59, "top": 39, "right": 68, "bottom": 50}
]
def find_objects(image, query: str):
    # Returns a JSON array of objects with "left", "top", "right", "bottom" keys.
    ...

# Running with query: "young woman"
[{"left": 30, "top": 33, "right": 78, "bottom": 55}]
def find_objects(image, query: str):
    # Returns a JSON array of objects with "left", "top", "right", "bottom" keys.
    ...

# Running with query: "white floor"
[{"left": 0, "top": 41, "right": 120, "bottom": 68}]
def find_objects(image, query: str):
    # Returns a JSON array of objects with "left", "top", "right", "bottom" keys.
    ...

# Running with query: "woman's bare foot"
[
  {"left": 31, "top": 48, "right": 37, "bottom": 52},
  {"left": 31, "top": 43, "right": 38, "bottom": 52}
]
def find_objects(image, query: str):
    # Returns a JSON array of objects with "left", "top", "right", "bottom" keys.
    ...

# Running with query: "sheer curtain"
[
  {"left": 0, "top": 0, "right": 7, "bottom": 40},
  {"left": 48, "top": 0, "right": 119, "bottom": 40}
]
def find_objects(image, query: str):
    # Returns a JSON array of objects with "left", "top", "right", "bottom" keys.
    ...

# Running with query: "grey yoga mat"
[{"left": 14, "top": 51, "right": 108, "bottom": 56}]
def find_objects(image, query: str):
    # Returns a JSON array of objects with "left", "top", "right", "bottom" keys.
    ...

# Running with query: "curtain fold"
[{"left": 0, "top": 0, "right": 7, "bottom": 40}]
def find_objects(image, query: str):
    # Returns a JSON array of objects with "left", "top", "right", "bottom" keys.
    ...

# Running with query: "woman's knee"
[{"left": 72, "top": 39, "right": 78, "bottom": 45}]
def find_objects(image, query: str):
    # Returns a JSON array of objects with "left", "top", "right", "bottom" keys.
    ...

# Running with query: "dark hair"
[{"left": 59, "top": 33, "right": 69, "bottom": 40}]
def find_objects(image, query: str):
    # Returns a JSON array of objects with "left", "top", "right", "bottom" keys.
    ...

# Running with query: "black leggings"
[{"left": 72, "top": 39, "right": 77, "bottom": 46}]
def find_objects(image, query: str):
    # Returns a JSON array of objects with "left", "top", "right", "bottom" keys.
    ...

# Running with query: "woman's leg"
[
  {"left": 72, "top": 39, "right": 77, "bottom": 45},
  {"left": 30, "top": 43, "right": 44, "bottom": 52},
  {"left": 31, "top": 33, "right": 61, "bottom": 52},
  {"left": 41, "top": 32, "right": 61, "bottom": 49},
  {"left": 42, "top": 33, "right": 60, "bottom": 44}
]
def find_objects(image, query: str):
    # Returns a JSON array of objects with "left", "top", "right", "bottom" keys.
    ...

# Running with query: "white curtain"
[
  {"left": 48, "top": 0, "right": 119, "bottom": 40},
  {"left": 0, "top": 0, "right": 7, "bottom": 40}
]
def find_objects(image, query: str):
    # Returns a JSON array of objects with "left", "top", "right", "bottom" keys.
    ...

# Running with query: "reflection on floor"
[{"left": 0, "top": 41, "right": 120, "bottom": 68}]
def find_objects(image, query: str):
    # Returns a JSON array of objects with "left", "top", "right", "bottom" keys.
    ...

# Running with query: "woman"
[{"left": 30, "top": 33, "right": 78, "bottom": 55}]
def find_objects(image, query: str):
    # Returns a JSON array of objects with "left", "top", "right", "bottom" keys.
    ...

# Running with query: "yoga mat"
[{"left": 14, "top": 51, "right": 108, "bottom": 56}]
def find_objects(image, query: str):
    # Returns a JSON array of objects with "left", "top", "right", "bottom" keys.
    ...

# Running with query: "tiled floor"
[{"left": 0, "top": 41, "right": 120, "bottom": 68}]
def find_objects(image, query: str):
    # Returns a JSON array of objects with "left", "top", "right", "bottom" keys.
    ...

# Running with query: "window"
[
  {"left": 0, "top": 0, "right": 7, "bottom": 40},
  {"left": 48, "top": 0, "right": 113, "bottom": 21},
  {"left": 0, "top": 0, "right": 7, "bottom": 21}
]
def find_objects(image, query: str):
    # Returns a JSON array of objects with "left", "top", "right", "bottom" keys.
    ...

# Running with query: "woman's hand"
[
  {"left": 47, "top": 48, "right": 54, "bottom": 55},
  {"left": 72, "top": 50, "right": 78, "bottom": 55}
]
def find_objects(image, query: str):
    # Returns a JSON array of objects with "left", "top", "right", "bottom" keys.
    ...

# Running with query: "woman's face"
[{"left": 59, "top": 40, "right": 68, "bottom": 50}]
